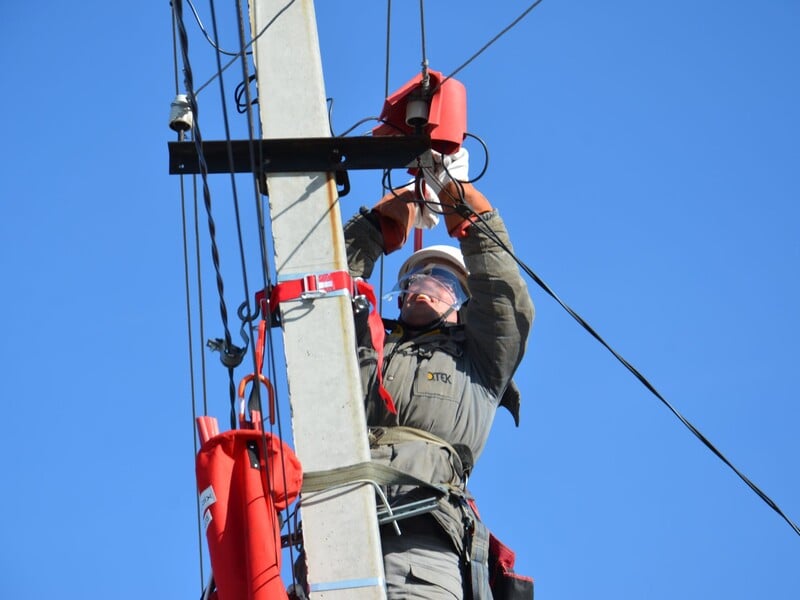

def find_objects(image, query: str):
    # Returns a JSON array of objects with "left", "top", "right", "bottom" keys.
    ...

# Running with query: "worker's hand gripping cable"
[{"left": 417, "top": 148, "right": 494, "bottom": 238}]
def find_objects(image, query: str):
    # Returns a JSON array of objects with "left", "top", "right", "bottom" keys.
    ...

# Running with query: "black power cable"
[{"left": 451, "top": 195, "right": 800, "bottom": 538}]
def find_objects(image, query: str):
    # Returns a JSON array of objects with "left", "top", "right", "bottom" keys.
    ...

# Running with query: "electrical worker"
[{"left": 343, "top": 148, "right": 535, "bottom": 599}]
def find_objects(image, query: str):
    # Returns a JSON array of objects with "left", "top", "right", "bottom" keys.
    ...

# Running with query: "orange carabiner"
[{"left": 237, "top": 373, "right": 276, "bottom": 428}]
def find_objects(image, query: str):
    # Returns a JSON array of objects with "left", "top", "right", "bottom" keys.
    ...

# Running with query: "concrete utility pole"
[{"left": 247, "top": 1, "right": 387, "bottom": 598}]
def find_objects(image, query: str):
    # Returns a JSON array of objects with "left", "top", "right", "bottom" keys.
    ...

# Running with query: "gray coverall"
[{"left": 344, "top": 208, "right": 535, "bottom": 599}]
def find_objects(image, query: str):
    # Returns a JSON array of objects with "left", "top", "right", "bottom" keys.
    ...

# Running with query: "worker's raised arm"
[
  {"left": 426, "top": 151, "right": 534, "bottom": 400},
  {"left": 459, "top": 198, "right": 534, "bottom": 397}
]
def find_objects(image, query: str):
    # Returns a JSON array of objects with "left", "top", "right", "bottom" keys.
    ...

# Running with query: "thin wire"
[
  {"left": 194, "top": 0, "right": 297, "bottom": 96},
  {"left": 384, "top": 0, "right": 392, "bottom": 99},
  {"left": 462, "top": 132, "right": 489, "bottom": 184},
  {"left": 379, "top": 0, "right": 395, "bottom": 314},
  {"left": 172, "top": 1, "right": 205, "bottom": 591},
  {"left": 234, "top": 75, "right": 258, "bottom": 113},
  {"left": 232, "top": 0, "right": 300, "bottom": 578},
  {"left": 172, "top": 5, "right": 181, "bottom": 95},
  {"left": 230, "top": 0, "right": 273, "bottom": 415},
  {"left": 193, "top": 176, "right": 210, "bottom": 417},
  {"left": 183, "top": 172, "right": 207, "bottom": 593},
  {"left": 232, "top": 0, "right": 264, "bottom": 377},
  {"left": 459, "top": 204, "right": 800, "bottom": 537},
  {"left": 418, "top": 0, "right": 429, "bottom": 86},
  {"left": 173, "top": 0, "right": 239, "bottom": 367},
  {"left": 206, "top": 0, "right": 258, "bottom": 427},
  {"left": 185, "top": 0, "right": 247, "bottom": 56},
  {"left": 436, "top": 0, "right": 545, "bottom": 91},
  {"left": 231, "top": 0, "right": 274, "bottom": 316}
]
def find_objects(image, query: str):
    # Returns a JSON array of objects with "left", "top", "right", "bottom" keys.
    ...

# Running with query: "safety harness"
[
  {"left": 253, "top": 273, "right": 533, "bottom": 599},
  {"left": 256, "top": 271, "right": 397, "bottom": 414},
  {"left": 301, "top": 425, "right": 533, "bottom": 600}
]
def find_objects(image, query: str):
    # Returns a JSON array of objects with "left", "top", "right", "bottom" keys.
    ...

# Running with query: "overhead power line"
[
  {"left": 460, "top": 207, "right": 800, "bottom": 538},
  {"left": 439, "top": 0, "right": 546, "bottom": 90}
]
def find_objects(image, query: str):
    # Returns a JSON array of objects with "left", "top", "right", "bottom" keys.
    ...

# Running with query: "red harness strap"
[
  {"left": 270, "top": 270, "right": 353, "bottom": 305},
  {"left": 256, "top": 272, "right": 397, "bottom": 415},
  {"left": 355, "top": 279, "right": 397, "bottom": 414},
  {"left": 236, "top": 319, "right": 275, "bottom": 427}
]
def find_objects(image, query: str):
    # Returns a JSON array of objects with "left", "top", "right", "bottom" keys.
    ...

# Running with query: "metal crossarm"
[{"left": 168, "top": 135, "right": 430, "bottom": 175}]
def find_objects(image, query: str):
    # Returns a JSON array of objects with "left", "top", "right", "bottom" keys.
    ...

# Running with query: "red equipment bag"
[
  {"left": 488, "top": 533, "right": 534, "bottom": 600},
  {"left": 467, "top": 497, "right": 534, "bottom": 600},
  {"left": 196, "top": 420, "right": 303, "bottom": 600}
]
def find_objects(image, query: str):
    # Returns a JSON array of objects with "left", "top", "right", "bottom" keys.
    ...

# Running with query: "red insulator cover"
[
  {"left": 373, "top": 69, "right": 467, "bottom": 155},
  {"left": 196, "top": 423, "right": 303, "bottom": 600}
]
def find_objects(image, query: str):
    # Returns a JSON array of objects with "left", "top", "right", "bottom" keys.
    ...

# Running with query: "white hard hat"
[{"left": 397, "top": 245, "right": 469, "bottom": 293}]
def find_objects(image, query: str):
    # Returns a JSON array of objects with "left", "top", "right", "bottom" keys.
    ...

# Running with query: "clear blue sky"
[{"left": 1, "top": 1, "right": 798, "bottom": 598}]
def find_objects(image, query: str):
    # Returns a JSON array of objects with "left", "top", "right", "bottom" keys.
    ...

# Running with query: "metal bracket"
[
  {"left": 167, "top": 135, "right": 431, "bottom": 175},
  {"left": 376, "top": 496, "right": 440, "bottom": 526}
]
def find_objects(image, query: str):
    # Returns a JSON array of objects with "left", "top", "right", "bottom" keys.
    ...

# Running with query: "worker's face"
[{"left": 396, "top": 265, "right": 465, "bottom": 327}]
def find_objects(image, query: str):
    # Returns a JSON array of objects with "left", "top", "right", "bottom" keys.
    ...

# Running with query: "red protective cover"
[
  {"left": 372, "top": 69, "right": 467, "bottom": 155},
  {"left": 196, "top": 423, "right": 303, "bottom": 600}
]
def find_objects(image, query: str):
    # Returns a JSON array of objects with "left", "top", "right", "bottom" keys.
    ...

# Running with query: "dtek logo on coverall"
[{"left": 427, "top": 372, "right": 452, "bottom": 384}]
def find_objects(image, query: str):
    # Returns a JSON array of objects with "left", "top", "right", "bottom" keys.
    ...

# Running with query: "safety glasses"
[{"left": 384, "top": 265, "right": 469, "bottom": 309}]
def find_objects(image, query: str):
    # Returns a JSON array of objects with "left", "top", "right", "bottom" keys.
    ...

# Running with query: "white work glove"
[
  {"left": 394, "top": 180, "right": 440, "bottom": 229},
  {"left": 418, "top": 148, "right": 470, "bottom": 195},
  {"left": 413, "top": 179, "right": 441, "bottom": 229}
]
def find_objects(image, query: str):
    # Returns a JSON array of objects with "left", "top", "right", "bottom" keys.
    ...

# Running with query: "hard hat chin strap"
[{"left": 399, "top": 304, "right": 459, "bottom": 333}]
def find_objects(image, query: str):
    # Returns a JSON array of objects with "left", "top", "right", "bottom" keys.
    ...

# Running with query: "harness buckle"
[
  {"left": 299, "top": 273, "right": 329, "bottom": 300},
  {"left": 258, "top": 270, "right": 355, "bottom": 315}
]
